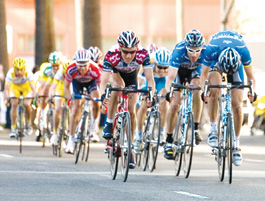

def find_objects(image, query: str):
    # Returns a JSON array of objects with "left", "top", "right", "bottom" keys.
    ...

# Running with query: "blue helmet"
[
  {"left": 185, "top": 29, "right": 204, "bottom": 47},
  {"left": 218, "top": 47, "right": 241, "bottom": 74},
  {"left": 155, "top": 47, "right": 171, "bottom": 66}
]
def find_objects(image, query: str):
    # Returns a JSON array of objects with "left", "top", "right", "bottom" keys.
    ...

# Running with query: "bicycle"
[
  {"left": 170, "top": 82, "right": 201, "bottom": 178},
  {"left": 204, "top": 79, "right": 253, "bottom": 184},
  {"left": 9, "top": 95, "right": 33, "bottom": 153},
  {"left": 73, "top": 94, "right": 101, "bottom": 164},
  {"left": 37, "top": 95, "right": 52, "bottom": 148},
  {"left": 105, "top": 83, "right": 151, "bottom": 182},
  {"left": 139, "top": 93, "right": 164, "bottom": 172},
  {"left": 56, "top": 95, "right": 69, "bottom": 157}
]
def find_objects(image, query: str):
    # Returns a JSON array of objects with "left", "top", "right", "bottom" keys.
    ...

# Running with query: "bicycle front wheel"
[
  {"left": 17, "top": 106, "right": 24, "bottom": 153},
  {"left": 227, "top": 113, "right": 233, "bottom": 184},
  {"left": 109, "top": 122, "right": 119, "bottom": 180},
  {"left": 174, "top": 110, "right": 182, "bottom": 176},
  {"left": 141, "top": 114, "right": 150, "bottom": 171},
  {"left": 183, "top": 112, "right": 194, "bottom": 178},
  {"left": 217, "top": 114, "right": 225, "bottom": 181},
  {"left": 120, "top": 112, "right": 131, "bottom": 182},
  {"left": 148, "top": 111, "right": 161, "bottom": 172}
]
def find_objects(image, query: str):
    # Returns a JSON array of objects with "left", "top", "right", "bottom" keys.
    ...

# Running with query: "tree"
[
  {"left": 0, "top": 0, "right": 9, "bottom": 75},
  {"left": 83, "top": 0, "right": 102, "bottom": 49},
  {"left": 35, "top": 0, "right": 55, "bottom": 68}
]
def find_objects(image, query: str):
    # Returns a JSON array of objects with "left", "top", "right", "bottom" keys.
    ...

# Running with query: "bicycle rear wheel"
[
  {"left": 148, "top": 111, "right": 161, "bottom": 172},
  {"left": 227, "top": 113, "right": 233, "bottom": 184},
  {"left": 174, "top": 110, "right": 182, "bottom": 176},
  {"left": 183, "top": 112, "right": 194, "bottom": 178},
  {"left": 217, "top": 114, "right": 225, "bottom": 181},
  {"left": 120, "top": 112, "right": 131, "bottom": 182}
]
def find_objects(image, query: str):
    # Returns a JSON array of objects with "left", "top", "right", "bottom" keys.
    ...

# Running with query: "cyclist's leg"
[
  {"left": 207, "top": 69, "right": 222, "bottom": 147},
  {"left": 136, "top": 79, "right": 148, "bottom": 142},
  {"left": 230, "top": 69, "right": 244, "bottom": 166},
  {"left": 128, "top": 92, "right": 138, "bottom": 142},
  {"left": 190, "top": 72, "right": 203, "bottom": 144},
  {"left": 9, "top": 84, "right": 19, "bottom": 137},
  {"left": 89, "top": 84, "right": 101, "bottom": 141},
  {"left": 102, "top": 73, "right": 124, "bottom": 139},
  {"left": 158, "top": 88, "right": 168, "bottom": 143},
  {"left": 23, "top": 85, "right": 33, "bottom": 135}
]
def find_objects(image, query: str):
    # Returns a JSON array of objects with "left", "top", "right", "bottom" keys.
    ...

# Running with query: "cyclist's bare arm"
[
  {"left": 63, "top": 80, "right": 71, "bottom": 100},
  {"left": 4, "top": 83, "right": 10, "bottom": 99},
  {"left": 48, "top": 82, "right": 58, "bottom": 98},
  {"left": 244, "top": 64, "right": 256, "bottom": 103},
  {"left": 99, "top": 71, "right": 111, "bottom": 95},
  {"left": 165, "top": 67, "right": 178, "bottom": 92},
  {"left": 30, "top": 82, "right": 36, "bottom": 97},
  {"left": 200, "top": 64, "right": 210, "bottom": 90},
  {"left": 143, "top": 68, "right": 155, "bottom": 95}
]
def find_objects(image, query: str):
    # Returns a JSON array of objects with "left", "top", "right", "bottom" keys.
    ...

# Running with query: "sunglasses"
[
  {"left": 121, "top": 49, "right": 137, "bottom": 55},
  {"left": 186, "top": 47, "right": 202, "bottom": 54},
  {"left": 76, "top": 63, "right": 88, "bottom": 67},
  {"left": 156, "top": 65, "right": 168, "bottom": 70}
]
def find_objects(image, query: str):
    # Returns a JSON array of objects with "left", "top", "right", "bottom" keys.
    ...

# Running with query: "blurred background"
[{"left": 0, "top": 0, "right": 264, "bottom": 132}]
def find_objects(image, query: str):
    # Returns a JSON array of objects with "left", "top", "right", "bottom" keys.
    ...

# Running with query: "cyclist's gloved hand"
[
  {"left": 165, "top": 92, "right": 171, "bottom": 102},
  {"left": 33, "top": 98, "right": 38, "bottom": 107},
  {"left": 67, "top": 99, "right": 71, "bottom": 106},
  {"left": 101, "top": 93, "right": 106, "bottom": 102},
  {"left": 201, "top": 92, "right": 209, "bottom": 104},
  {"left": 248, "top": 91, "right": 257, "bottom": 103},
  {"left": 4, "top": 99, "right": 10, "bottom": 107}
]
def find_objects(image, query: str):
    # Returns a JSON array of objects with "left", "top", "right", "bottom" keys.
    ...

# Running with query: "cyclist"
[
  {"left": 4, "top": 58, "right": 36, "bottom": 138},
  {"left": 164, "top": 29, "right": 205, "bottom": 159},
  {"left": 64, "top": 48, "right": 101, "bottom": 154},
  {"left": 200, "top": 29, "right": 256, "bottom": 166},
  {"left": 37, "top": 51, "right": 63, "bottom": 131},
  {"left": 87, "top": 46, "right": 104, "bottom": 142},
  {"left": 134, "top": 47, "right": 170, "bottom": 154},
  {"left": 48, "top": 59, "right": 72, "bottom": 146},
  {"left": 100, "top": 30, "right": 155, "bottom": 169}
]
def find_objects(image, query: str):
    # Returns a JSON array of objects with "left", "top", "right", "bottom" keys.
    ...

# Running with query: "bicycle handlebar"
[
  {"left": 104, "top": 83, "right": 152, "bottom": 100},
  {"left": 169, "top": 82, "right": 201, "bottom": 98},
  {"left": 204, "top": 80, "right": 254, "bottom": 94},
  {"left": 72, "top": 94, "right": 101, "bottom": 102}
]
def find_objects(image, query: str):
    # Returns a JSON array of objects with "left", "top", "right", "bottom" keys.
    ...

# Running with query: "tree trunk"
[
  {"left": 83, "top": 0, "right": 102, "bottom": 49},
  {"left": 0, "top": 0, "right": 9, "bottom": 75},
  {"left": 35, "top": 0, "right": 55, "bottom": 68}
]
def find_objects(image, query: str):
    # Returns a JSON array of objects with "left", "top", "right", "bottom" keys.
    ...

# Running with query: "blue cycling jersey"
[
  {"left": 169, "top": 40, "right": 206, "bottom": 70},
  {"left": 203, "top": 29, "right": 252, "bottom": 67}
]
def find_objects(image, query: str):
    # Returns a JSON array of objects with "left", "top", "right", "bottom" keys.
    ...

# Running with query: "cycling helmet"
[
  {"left": 40, "top": 62, "right": 50, "bottom": 72},
  {"left": 155, "top": 47, "right": 171, "bottom": 66},
  {"left": 218, "top": 47, "right": 241, "bottom": 74},
  {"left": 13, "top": 57, "right": 26, "bottom": 70},
  {"left": 62, "top": 59, "right": 72, "bottom": 73},
  {"left": 185, "top": 29, "right": 204, "bottom": 47},
  {"left": 74, "top": 48, "right": 90, "bottom": 63},
  {"left": 117, "top": 30, "right": 140, "bottom": 48},
  {"left": 48, "top": 51, "right": 62, "bottom": 65},
  {"left": 148, "top": 43, "right": 158, "bottom": 54},
  {"left": 88, "top": 46, "right": 103, "bottom": 63}
]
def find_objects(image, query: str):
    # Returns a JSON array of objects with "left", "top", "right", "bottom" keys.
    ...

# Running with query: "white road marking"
[
  {"left": 244, "top": 159, "right": 265, "bottom": 163},
  {"left": 174, "top": 191, "right": 210, "bottom": 199},
  {"left": 0, "top": 154, "right": 14, "bottom": 158}
]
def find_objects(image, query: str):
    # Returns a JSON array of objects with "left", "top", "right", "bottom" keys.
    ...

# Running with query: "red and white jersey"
[
  {"left": 103, "top": 44, "right": 151, "bottom": 74},
  {"left": 65, "top": 60, "right": 101, "bottom": 83}
]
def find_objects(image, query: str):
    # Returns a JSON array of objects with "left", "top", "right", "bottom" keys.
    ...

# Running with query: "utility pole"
[
  {"left": 220, "top": 0, "right": 235, "bottom": 30},
  {"left": 176, "top": 0, "right": 184, "bottom": 43}
]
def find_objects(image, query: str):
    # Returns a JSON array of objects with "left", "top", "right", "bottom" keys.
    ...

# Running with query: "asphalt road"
[{"left": 0, "top": 127, "right": 265, "bottom": 201}]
